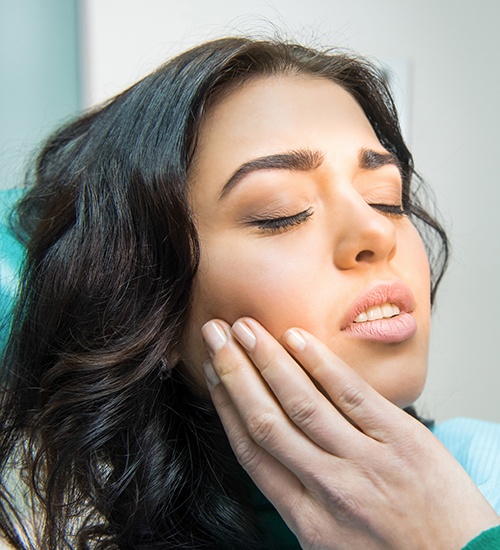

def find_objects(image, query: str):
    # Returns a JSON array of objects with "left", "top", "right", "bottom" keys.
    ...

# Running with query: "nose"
[{"left": 332, "top": 193, "right": 398, "bottom": 270}]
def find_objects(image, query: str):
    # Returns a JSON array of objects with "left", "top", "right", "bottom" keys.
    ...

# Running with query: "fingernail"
[
  {"left": 203, "top": 359, "right": 220, "bottom": 386},
  {"left": 231, "top": 321, "right": 257, "bottom": 352},
  {"left": 201, "top": 321, "right": 227, "bottom": 356},
  {"left": 284, "top": 328, "right": 306, "bottom": 352}
]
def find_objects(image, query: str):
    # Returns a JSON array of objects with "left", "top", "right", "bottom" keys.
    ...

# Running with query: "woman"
[{"left": 0, "top": 36, "right": 498, "bottom": 549}]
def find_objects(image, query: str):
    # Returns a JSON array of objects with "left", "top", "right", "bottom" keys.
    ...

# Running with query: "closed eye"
[
  {"left": 369, "top": 203, "right": 408, "bottom": 217},
  {"left": 247, "top": 208, "right": 314, "bottom": 232}
]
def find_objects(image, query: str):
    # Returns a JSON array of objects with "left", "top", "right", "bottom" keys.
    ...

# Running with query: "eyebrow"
[
  {"left": 218, "top": 147, "right": 402, "bottom": 199},
  {"left": 219, "top": 149, "right": 325, "bottom": 199},
  {"left": 358, "top": 148, "right": 402, "bottom": 174}
]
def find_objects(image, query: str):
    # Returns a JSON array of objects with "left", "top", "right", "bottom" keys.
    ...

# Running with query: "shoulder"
[{"left": 432, "top": 417, "right": 500, "bottom": 514}]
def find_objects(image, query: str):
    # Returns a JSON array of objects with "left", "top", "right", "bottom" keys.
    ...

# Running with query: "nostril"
[{"left": 355, "top": 250, "right": 375, "bottom": 262}]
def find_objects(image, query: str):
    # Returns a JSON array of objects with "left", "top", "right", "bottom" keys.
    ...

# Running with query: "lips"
[{"left": 341, "top": 281, "right": 417, "bottom": 343}]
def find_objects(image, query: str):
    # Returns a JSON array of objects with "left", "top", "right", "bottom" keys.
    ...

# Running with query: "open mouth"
[
  {"left": 342, "top": 282, "right": 417, "bottom": 343},
  {"left": 353, "top": 302, "right": 400, "bottom": 323}
]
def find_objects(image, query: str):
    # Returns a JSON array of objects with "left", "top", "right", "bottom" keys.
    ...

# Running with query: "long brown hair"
[{"left": 0, "top": 36, "right": 448, "bottom": 549}]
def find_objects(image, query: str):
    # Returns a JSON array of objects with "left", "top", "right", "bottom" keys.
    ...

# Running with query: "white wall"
[
  {"left": 0, "top": 0, "right": 80, "bottom": 190},
  {"left": 82, "top": 0, "right": 500, "bottom": 423}
]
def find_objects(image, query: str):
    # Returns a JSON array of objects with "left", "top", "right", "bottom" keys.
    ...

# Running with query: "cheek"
[
  {"left": 401, "top": 224, "right": 432, "bottom": 311},
  {"left": 181, "top": 238, "right": 321, "bottom": 383},
  {"left": 183, "top": 221, "right": 432, "bottom": 405},
  {"left": 193, "top": 238, "right": 319, "bottom": 332}
]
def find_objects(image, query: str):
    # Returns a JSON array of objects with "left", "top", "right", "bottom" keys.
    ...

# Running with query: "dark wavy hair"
[{"left": 0, "top": 36, "right": 448, "bottom": 549}]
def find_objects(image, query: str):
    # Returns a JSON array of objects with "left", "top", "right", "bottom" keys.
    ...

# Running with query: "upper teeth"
[{"left": 354, "top": 303, "right": 400, "bottom": 323}]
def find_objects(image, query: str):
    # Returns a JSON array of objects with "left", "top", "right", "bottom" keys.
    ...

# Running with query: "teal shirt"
[
  {"left": 432, "top": 417, "right": 500, "bottom": 515},
  {"left": 432, "top": 418, "right": 500, "bottom": 550}
]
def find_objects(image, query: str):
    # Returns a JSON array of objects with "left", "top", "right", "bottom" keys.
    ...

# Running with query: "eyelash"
[
  {"left": 247, "top": 202, "right": 407, "bottom": 233},
  {"left": 369, "top": 203, "right": 409, "bottom": 217},
  {"left": 249, "top": 208, "right": 314, "bottom": 232}
]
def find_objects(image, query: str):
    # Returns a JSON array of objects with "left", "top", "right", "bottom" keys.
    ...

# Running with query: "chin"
[
  {"left": 378, "top": 376, "right": 427, "bottom": 409},
  {"left": 345, "top": 343, "right": 429, "bottom": 410}
]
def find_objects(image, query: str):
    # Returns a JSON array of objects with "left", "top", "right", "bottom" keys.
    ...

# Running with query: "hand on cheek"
[{"left": 201, "top": 318, "right": 500, "bottom": 550}]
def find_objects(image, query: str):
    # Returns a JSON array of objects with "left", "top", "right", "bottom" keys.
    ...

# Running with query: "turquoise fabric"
[
  {"left": 462, "top": 525, "right": 500, "bottom": 550},
  {"left": 432, "top": 417, "right": 500, "bottom": 515},
  {"left": 435, "top": 418, "right": 500, "bottom": 549},
  {"left": 0, "top": 188, "right": 24, "bottom": 348}
]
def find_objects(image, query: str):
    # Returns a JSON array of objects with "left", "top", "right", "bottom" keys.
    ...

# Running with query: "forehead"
[
  {"left": 198, "top": 73, "right": 374, "bottom": 141},
  {"left": 189, "top": 74, "right": 381, "bottom": 194}
]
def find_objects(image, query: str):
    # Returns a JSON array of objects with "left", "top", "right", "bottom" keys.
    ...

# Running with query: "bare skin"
[
  {"left": 202, "top": 318, "right": 500, "bottom": 549},
  {"left": 184, "top": 75, "right": 431, "bottom": 407},
  {"left": 181, "top": 73, "right": 499, "bottom": 548}
]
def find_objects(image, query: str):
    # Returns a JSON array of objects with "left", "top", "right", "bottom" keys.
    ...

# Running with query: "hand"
[{"left": 201, "top": 318, "right": 500, "bottom": 550}]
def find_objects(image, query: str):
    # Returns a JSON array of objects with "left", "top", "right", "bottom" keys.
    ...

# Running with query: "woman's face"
[{"left": 183, "top": 74, "right": 431, "bottom": 408}]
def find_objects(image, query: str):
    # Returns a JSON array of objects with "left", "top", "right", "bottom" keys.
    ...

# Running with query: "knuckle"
[
  {"left": 324, "top": 489, "right": 363, "bottom": 526},
  {"left": 308, "top": 349, "right": 330, "bottom": 378},
  {"left": 232, "top": 434, "right": 262, "bottom": 473},
  {"left": 246, "top": 409, "right": 279, "bottom": 447},
  {"left": 286, "top": 394, "right": 318, "bottom": 428},
  {"left": 296, "top": 524, "right": 322, "bottom": 549},
  {"left": 306, "top": 471, "right": 363, "bottom": 525},
  {"left": 215, "top": 355, "right": 242, "bottom": 378},
  {"left": 257, "top": 350, "right": 281, "bottom": 378},
  {"left": 336, "top": 382, "right": 365, "bottom": 416}
]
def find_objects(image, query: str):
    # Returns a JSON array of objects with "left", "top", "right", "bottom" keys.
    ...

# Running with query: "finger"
[
  {"left": 204, "top": 358, "right": 308, "bottom": 530},
  {"left": 201, "top": 320, "right": 335, "bottom": 476},
  {"left": 281, "top": 326, "right": 410, "bottom": 441},
  {"left": 230, "top": 318, "right": 369, "bottom": 456}
]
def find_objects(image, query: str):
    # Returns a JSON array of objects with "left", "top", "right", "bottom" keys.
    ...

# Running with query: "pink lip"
[{"left": 341, "top": 281, "right": 417, "bottom": 344}]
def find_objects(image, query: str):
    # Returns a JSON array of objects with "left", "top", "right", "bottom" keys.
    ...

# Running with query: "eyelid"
[{"left": 361, "top": 177, "right": 404, "bottom": 205}]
